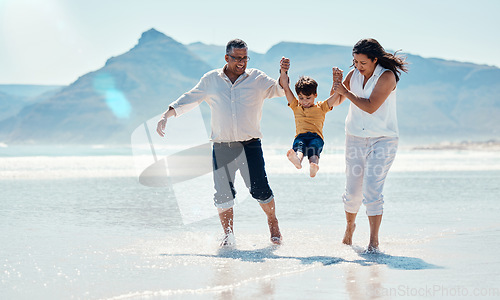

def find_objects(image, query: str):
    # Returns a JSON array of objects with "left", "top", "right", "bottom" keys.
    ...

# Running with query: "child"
[{"left": 279, "top": 57, "right": 342, "bottom": 177}]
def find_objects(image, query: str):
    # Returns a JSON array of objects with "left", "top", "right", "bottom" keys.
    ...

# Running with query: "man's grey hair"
[{"left": 226, "top": 39, "right": 248, "bottom": 55}]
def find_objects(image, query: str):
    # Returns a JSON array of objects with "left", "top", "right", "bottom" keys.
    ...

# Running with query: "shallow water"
[{"left": 1, "top": 147, "right": 500, "bottom": 299}]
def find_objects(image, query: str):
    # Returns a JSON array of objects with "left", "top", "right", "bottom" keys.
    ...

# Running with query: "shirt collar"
[{"left": 220, "top": 64, "right": 250, "bottom": 81}]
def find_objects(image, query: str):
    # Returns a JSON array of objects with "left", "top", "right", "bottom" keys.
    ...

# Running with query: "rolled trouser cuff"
[
  {"left": 255, "top": 194, "right": 274, "bottom": 204},
  {"left": 214, "top": 198, "right": 235, "bottom": 209}
]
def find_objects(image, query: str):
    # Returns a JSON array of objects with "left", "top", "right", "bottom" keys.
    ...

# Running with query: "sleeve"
[
  {"left": 169, "top": 74, "right": 209, "bottom": 117},
  {"left": 288, "top": 97, "right": 299, "bottom": 110},
  {"left": 319, "top": 100, "right": 333, "bottom": 112},
  {"left": 260, "top": 71, "right": 285, "bottom": 99}
]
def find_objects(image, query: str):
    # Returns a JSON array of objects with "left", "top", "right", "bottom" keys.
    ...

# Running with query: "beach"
[{"left": 1, "top": 146, "right": 499, "bottom": 299}]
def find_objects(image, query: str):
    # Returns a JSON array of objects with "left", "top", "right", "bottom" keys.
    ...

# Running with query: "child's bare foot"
[
  {"left": 287, "top": 149, "right": 302, "bottom": 169},
  {"left": 309, "top": 163, "right": 319, "bottom": 177},
  {"left": 342, "top": 223, "right": 356, "bottom": 245}
]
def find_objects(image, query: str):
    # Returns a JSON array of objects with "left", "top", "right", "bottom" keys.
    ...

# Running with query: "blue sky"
[{"left": 0, "top": 0, "right": 498, "bottom": 85}]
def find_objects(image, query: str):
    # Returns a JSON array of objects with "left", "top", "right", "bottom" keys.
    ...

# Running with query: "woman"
[{"left": 332, "top": 38, "right": 408, "bottom": 252}]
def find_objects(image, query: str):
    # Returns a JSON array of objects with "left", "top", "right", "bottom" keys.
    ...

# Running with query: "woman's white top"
[{"left": 345, "top": 64, "right": 399, "bottom": 138}]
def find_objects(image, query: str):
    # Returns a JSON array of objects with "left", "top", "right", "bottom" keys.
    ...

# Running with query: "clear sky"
[{"left": 0, "top": 0, "right": 498, "bottom": 85}]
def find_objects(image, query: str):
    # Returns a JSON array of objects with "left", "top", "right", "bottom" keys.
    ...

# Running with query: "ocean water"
[{"left": 1, "top": 146, "right": 500, "bottom": 299}]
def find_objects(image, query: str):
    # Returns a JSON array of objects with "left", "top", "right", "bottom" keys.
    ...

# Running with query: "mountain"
[
  {"left": 395, "top": 56, "right": 500, "bottom": 142},
  {"left": 0, "top": 28, "right": 212, "bottom": 144},
  {"left": 0, "top": 91, "right": 23, "bottom": 122},
  {"left": 0, "top": 29, "right": 498, "bottom": 145},
  {"left": 0, "top": 85, "right": 62, "bottom": 122},
  {"left": 0, "top": 84, "right": 63, "bottom": 98}
]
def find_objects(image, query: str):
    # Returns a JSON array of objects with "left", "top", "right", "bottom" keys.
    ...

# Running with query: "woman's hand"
[
  {"left": 332, "top": 67, "right": 343, "bottom": 83},
  {"left": 331, "top": 67, "right": 347, "bottom": 95},
  {"left": 333, "top": 81, "right": 348, "bottom": 96}
]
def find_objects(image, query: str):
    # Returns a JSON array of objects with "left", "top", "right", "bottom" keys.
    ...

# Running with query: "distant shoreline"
[{"left": 412, "top": 140, "right": 500, "bottom": 151}]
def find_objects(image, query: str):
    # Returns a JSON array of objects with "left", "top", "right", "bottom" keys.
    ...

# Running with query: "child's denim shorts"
[{"left": 292, "top": 132, "right": 324, "bottom": 158}]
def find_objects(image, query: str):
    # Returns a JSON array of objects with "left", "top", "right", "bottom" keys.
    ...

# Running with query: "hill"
[{"left": 0, "top": 29, "right": 498, "bottom": 145}]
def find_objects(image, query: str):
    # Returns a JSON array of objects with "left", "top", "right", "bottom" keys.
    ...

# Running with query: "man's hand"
[
  {"left": 280, "top": 57, "right": 290, "bottom": 74},
  {"left": 156, "top": 107, "right": 175, "bottom": 137},
  {"left": 279, "top": 57, "right": 295, "bottom": 104},
  {"left": 279, "top": 57, "right": 291, "bottom": 89},
  {"left": 156, "top": 116, "right": 167, "bottom": 137}
]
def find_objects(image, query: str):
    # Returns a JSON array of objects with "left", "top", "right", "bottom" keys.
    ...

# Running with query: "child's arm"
[
  {"left": 326, "top": 67, "right": 348, "bottom": 108},
  {"left": 279, "top": 57, "right": 296, "bottom": 105}
]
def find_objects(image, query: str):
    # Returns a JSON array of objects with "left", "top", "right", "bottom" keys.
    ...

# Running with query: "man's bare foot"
[
  {"left": 268, "top": 217, "right": 282, "bottom": 245},
  {"left": 287, "top": 149, "right": 302, "bottom": 169},
  {"left": 271, "top": 236, "right": 281, "bottom": 245},
  {"left": 309, "top": 163, "right": 319, "bottom": 177},
  {"left": 342, "top": 223, "right": 356, "bottom": 245},
  {"left": 220, "top": 232, "right": 235, "bottom": 247}
]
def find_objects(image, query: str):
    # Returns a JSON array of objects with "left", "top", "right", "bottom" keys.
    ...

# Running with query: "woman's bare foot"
[
  {"left": 287, "top": 149, "right": 302, "bottom": 169},
  {"left": 309, "top": 163, "right": 319, "bottom": 177},
  {"left": 366, "top": 244, "right": 380, "bottom": 254},
  {"left": 367, "top": 237, "right": 379, "bottom": 253},
  {"left": 342, "top": 223, "right": 356, "bottom": 245},
  {"left": 268, "top": 217, "right": 282, "bottom": 245}
]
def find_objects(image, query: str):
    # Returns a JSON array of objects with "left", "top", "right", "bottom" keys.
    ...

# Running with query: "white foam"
[
  {"left": 2, "top": 148, "right": 499, "bottom": 180},
  {"left": 0, "top": 156, "right": 136, "bottom": 179}
]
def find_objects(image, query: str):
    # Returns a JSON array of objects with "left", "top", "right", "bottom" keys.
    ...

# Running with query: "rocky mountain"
[
  {"left": 0, "top": 85, "right": 62, "bottom": 122},
  {"left": 0, "top": 28, "right": 212, "bottom": 144},
  {"left": 1, "top": 29, "right": 498, "bottom": 145},
  {"left": 0, "top": 85, "right": 63, "bottom": 98}
]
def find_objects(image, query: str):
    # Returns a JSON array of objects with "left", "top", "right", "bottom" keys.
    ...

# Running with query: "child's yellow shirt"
[{"left": 289, "top": 97, "right": 332, "bottom": 140}]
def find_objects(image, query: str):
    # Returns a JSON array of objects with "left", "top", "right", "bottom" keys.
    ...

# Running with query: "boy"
[{"left": 279, "top": 57, "right": 342, "bottom": 177}]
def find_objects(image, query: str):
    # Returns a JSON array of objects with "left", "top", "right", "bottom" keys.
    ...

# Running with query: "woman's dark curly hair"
[{"left": 352, "top": 38, "right": 408, "bottom": 82}]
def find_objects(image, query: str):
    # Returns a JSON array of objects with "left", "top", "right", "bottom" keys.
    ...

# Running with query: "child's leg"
[
  {"left": 288, "top": 136, "right": 305, "bottom": 169},
  {"left": 309, "top": 155, "right": 319, "bottom": 177},
  {"left": 287, "top": 149, "right": 303, "bottom": 169},
  {"left": 306, "top": 136, "right": 324, "bottom": 177}
]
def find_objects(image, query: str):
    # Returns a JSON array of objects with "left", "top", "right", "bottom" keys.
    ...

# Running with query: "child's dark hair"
[{"left": 295, "top": 76, "right": 318, "bottom": 96}]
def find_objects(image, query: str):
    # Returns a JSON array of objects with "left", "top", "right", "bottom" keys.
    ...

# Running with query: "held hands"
[
  {"left": 332, "top": 67, "right": 343, "bottom": 83},
  {"left": 332, "top": 67, "right": 347, "bottom": 96},
  {"left": 279, "top": 57, "right": 291, "bottom": 88},
  {"left": 280, "top": 57, "right": 290, "bottom": 74}
]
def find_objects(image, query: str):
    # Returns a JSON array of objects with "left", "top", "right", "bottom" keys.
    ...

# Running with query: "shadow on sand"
[
  {"left": 161, "top": 245, "right": 441, "bottom": 270},
  {"left": 161, "top": 245, "right": 341, "bottom": 266},
  {"left": 349, "top": 245, "right": 443, "bottom": 270}
]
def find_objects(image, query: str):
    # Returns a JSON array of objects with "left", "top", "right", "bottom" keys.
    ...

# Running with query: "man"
[{"left": 157, "top": 39, "right": 288, "bottom": 246}]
